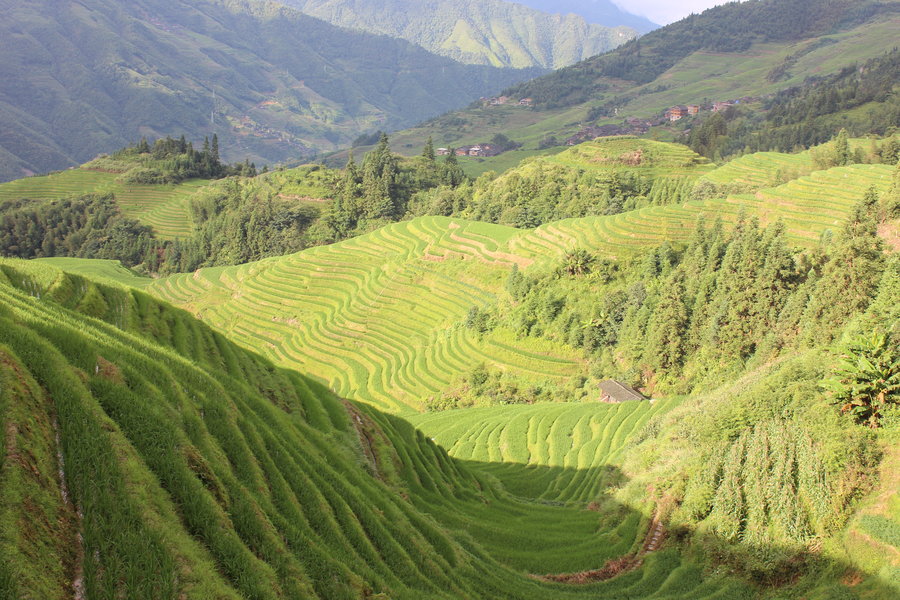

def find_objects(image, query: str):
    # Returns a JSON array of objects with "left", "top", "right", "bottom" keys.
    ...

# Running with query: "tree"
[
  {"left": 833, "top": 128, "right": 851, "bottom": 166},
  {"left": 440, "top": 150, "right": 465, "bottom": 187},
  {"left": 561, "top": 248, "right": 594, "bottom": 276},
  {"left": 422, "top": 136, "right": 435, "bottom": 162},
  {"left": 801, "top": 192, "right": 885, "bottom": 343},
  {"left": 823, "top": 331, "right": 900, "bottom": 428},
  {"left": 645, "top": 271, "right": 689, "bottom": 373}
]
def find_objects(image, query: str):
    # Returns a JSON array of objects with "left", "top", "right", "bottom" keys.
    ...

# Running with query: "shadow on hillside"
[{"left": 416, "top": 447, "right": 900, "bottom": 597}]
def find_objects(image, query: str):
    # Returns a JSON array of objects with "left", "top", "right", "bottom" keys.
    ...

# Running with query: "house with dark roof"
[{"left": 599, "top": 380, "right": 645, "bottom": 403}]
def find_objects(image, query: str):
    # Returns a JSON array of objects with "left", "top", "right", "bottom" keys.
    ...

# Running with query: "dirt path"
[{"left": 532, "top": 514, "right": 665, "bottom": 584}]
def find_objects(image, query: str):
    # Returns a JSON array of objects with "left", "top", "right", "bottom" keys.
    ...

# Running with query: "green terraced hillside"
[
  {"left": 0, "top": 169, "right": 207, "bottom": 239},
  {"left": 699, "top": 150, "right": 816, "bottom": 189},
  {"left": 1, "top": 258, "right": 770, "bottom": 599},
  {"left": 34, "top": 158, "right": 891, "bottom": 415},
  {"left": 146, "top": 216, "right": 584, "bottom": 414},
  {"left": 412, "top": 400, "right": 675, "bottom": 504},
  {"left": 510, "top": 163, "right": 896, "bottom": 259},
  {"left": 543, "top": 137, "right": 714, "bottom": 178}
]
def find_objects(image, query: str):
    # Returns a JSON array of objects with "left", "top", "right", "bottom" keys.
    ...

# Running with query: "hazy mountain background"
[
  {"left": 513, "top": 0, "right": 658, "bottom": 32},
  {"left": 283, "top": 0, "right": 638, "bottom": 68},
  {"left": 0, "top": 0, "right": 542, "bottom": 182}
]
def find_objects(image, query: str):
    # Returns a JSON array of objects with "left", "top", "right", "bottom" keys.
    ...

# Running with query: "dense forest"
[{"left": 502, "top": 0, "right": 898, "bottom": 109}]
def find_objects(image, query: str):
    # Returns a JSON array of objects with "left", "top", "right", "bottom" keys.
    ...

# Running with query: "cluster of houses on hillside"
[
  {"left": 480, "top": 96, "right": 534, "bottom": 107},
  {"left": 436, "top": 143, "right": 502, "bottom": 157},
  {"left": 663, "top": 97, "right": 756, "bottom": 121}
]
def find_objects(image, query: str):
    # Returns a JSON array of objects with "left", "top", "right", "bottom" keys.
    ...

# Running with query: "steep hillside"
[
  {"left": 0, "top": 0, "right": 540, "bottom": 182},
  {"left": 373, "top": 0, "right": 899, "bottom": 166},
  {"left": 0, "top": 259, "right": 758, "bottom": 599},
  {"left": 49, "top": 154, "right": 884, "bottom": 415},
  {"left": 284, "top": 0, "right": 636, "bottom": 69},
  {"left": 2, "top": 258, "right": 897, "bottom": 598}
]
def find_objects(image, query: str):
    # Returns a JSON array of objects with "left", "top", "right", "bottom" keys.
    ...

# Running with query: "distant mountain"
[
  {"left": 373, "top": 0, "right": 899, "bottom": 164},
  {"left": 512, "top": 0, "right": 658, "bottom": 32},
  {"left": 503, "top": 0, "right": 900, "bottom": 108},
  {"left": 0, "top": 0, "right": 540, "bottom": 182},
  {"left": 283, "top": 0, "right": 637, "bottom": 69}
]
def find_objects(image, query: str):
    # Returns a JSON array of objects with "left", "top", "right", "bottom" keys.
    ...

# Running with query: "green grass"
[
  {"left": 34, "top": 258, "right": 154, "bottom": 288},
  {"left": 508, "top": 162, "right": 896, "bottom": 261},
  {"left": 411, "top": 400, "right": 676, "bottom": 504},
  {"left": 0, "top": 169, "right": 208, "bottom": 239},
  {"left": 143, "top": 216, "right": 583, "bottom": 414},
  {"left": 0, "top": 258, "right": 762, "bottom": 599}
]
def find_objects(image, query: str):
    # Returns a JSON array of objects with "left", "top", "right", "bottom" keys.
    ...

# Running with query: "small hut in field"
[{"left": 599, "top": 380, "right": 645, "bottom": 403}]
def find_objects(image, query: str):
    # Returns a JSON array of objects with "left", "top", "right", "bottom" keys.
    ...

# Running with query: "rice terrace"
[{"left": 0, "top": 0, "right": 899, "bottom": 599}]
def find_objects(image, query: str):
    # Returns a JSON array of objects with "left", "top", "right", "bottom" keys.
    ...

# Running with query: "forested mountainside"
[
  {"left": 374, "top": 0, "right": 899, "bottom": 167},
  {"left": 503, "top": 0, "right": 900, "bottom": 108},
  {"left": 0, "top": 0, "right": 540, "bottom": 183},
  {"left": 513, "top": 0, "right": 658, "bottom": 32},
  {"left": 283, "top": 0, "right": 636, "bottom": 69}
]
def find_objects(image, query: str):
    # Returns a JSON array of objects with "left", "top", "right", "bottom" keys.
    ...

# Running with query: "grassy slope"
[
  {"left": 359, "top": 17, "right": 900, "bottom": 172},
  {"left": 0, "top": 169, "right": 207, "bottom": 240},
  {"left": 0, "top": 163, "right": 335, "bottom": 241},
  {"left": 0, "top": 259, "right": 762, "bottom": 599},
  {"left": 39, "top": 147, "right": 894, "bottom": 415}
]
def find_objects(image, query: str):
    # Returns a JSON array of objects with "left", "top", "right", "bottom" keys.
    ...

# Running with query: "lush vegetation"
[
  {"left": 283, "top": 0, "right": 635, "bottom": 69},
  {"left": 1, "top": 252, "right": 898, "bottom": 598}
]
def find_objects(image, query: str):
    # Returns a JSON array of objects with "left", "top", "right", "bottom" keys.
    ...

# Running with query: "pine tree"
[
  {"left": 833, "top": 128, "right": 851, "bottom": 166},
  {"left": 801, "top": 191, "right": 885, "bottom": 343},
  {"left": 441, "top": 150, "right": 465, "bottom": 187},
  {"left": 422, "top": 136, "right": 435, "bottom": 162},
  {"left": 645, "top": 270, "right": 690, "bottom": 374}
]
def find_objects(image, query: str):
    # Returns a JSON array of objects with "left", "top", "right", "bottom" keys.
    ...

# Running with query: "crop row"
[{"left": 148, "top": 217, "right": 581, "bottom": 413}]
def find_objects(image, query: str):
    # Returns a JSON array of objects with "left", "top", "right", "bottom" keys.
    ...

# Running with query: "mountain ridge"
[
  {"left": 283, "top": 0, "right": 637, "bottom": 69},
  {"left": 0, "top": 0, "right": 540, "bottom": 183}
]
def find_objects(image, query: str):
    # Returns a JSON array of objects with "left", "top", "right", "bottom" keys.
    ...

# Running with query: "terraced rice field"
[
  {"left": 147, "top": 216, "right": 583, "bottom": 413},
  {"left": 0, "top": 168, "right": 207, "bottom": 239},
  {"left": 0, "top": 168, "right": 117, "bottom": 201},
  {"left": 544, "top": 137, "right": 715, "bottom": 179},
  {"left": 700, "top": 150, "right": 815, "bottom": 188},
  {"left": 110, "top": 179, "right": 206, "bottom": 238},
  {"left": 412, "top": 400, "right": 674, "bottom": 503},
  {"left": 510, "top": 163, "right": 896, "bottom": 259}
]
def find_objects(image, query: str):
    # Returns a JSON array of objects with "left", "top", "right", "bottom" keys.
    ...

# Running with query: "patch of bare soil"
[
  {"left": 532, "top": 515, "right": 666, "bottom": 584},
  {"left": 877, "top": 221, "right": 900, "bottom": 252}
]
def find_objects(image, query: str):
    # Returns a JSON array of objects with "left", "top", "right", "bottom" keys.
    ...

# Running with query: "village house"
[
  {"left": 436, "top": 147, "right": 450, "bottom": 156},
  {"left": 665, "top": 106, "right": 689, "bottom": 121},
  {"left": 598, "top": 380, "right": 645, "bottom": 403},
  {"left": 518, "top": 98, "right": 533, "bottom": 107},
  {"left": 687, "top": 104, "right": 700, "bottom": 116}
]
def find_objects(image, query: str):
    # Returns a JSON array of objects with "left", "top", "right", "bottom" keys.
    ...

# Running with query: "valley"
[{"left": 0, "top": 0, "right": 898, "bottom": 598}]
